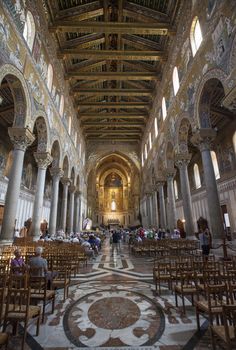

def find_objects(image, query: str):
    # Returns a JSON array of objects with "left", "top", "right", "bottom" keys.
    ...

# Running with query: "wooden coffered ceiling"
[{"left": 46, "top": 0, "right": 181, "bottom": 143}]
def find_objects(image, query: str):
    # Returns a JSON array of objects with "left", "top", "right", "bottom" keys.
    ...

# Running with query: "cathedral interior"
[{"left": 0, "top": 0, "right": 236, "bottom": 349}]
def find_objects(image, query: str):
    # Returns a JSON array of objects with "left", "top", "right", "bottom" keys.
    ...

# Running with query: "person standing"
[
  {"left": 199, "top": 227, "right": 211, "bottom": 259},
  {"left": 111, "top": 230, "right": 120, "bottom": 256}
]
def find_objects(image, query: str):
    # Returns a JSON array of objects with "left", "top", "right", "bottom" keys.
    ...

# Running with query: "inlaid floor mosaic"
[{"left": 6, "top": 239, "right": 215, "bottom": 349}]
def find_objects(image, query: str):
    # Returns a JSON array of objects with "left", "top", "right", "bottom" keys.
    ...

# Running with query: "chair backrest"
[
  {"left": 206, "top": 283, "right": 228, "bottom": 310},
  {"left": 8, "top": 273, "right": 28, "bottom": 289},
  {"left": 0, "top": 287, "right": 5, "bottom": 323},
  {"left": 222, "top": 304, "right": 236, "bottom": 346},
  {"left": 5, "top": 288, "right": 31, "bottom": 321}
]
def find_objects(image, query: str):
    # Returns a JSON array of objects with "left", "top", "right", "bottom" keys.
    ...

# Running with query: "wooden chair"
[
  {"left": 174, "top": 271, "right": 198, "bottom": 314},
  {"left": 211, "top": 304, "right": 236, "bottom": 350},
  {"left": 3, "top": 288, "right": 41, "bottom": 350},
  {"left": 195, "top": 283, "right": 229, "bottom": 331},
  {"left": 0, "top": 287, "right": 8, "bottom": 350},
  {"left": 153, "top": 262, "right": 171, "bottom": 295},
  {"left": 29, "top": 269, "right": 55, "bottom": 323},
  {"left": 51, "top": 266, "right": 71, "bottom": 302}
]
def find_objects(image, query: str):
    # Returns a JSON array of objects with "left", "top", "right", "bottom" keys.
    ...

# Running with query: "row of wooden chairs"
[
  {"left": 153, "top": 255, "right": 236, "bottom": 349},
  {"left": 131, "top": 239, "right": 199, "bottom": 257}
]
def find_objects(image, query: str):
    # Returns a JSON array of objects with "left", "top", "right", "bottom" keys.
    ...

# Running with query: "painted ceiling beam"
[
  {"left": 72, "top": 88, "right": 153, "bottom": 96},
  {"left": 124, "top": 1, "right": 169, "bottom": 22},
  {"left": 56, "top": 1, "right": 103, "bottom": 20},
  {"left": 65, "top": 72, "right": 159, "bottom": 80},
  {"left": 78, "top": 102, "right": 150, "bottom": 108},
  {"left": 81, "top": 123, "right": 145, "bottom": 128},
  {"left": 86, "top": 137, "right": 140, "bottom": 142},
  {"left": 122, "top": 34, "right": 162, "bottom": 51},
  {"left": 62, "top": 34, "right": 105, "bottom": 49},
  {"left": 49, "top": 21, "right": 176, "bottom": 35},
  {"left": 59, "top": 49, "right": 166, "bottom": 61},
  {"left": 79, "top": 113, "right": 148, "bottom": 120}
]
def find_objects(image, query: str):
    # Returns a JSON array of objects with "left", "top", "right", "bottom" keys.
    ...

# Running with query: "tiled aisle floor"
[{"left": 7, "top": 238, "right": 214, "bottom": 349}]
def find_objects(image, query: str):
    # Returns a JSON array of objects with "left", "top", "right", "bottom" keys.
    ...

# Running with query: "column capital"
[
  {"left": 191, "top": 128, "right": 216, "bottom": 152},
  {"left": 34, "top": 152, "right": 53, "bottom": 169},
  {"left": 164, "top": 167, "right": 176, "bottom": 179},
  {"left": 50, "top": 167, "right": 64, "bottom": 179},
  {"left": 61, "top": 177, "right": 71, "bottom": 187},
  {"left": 75, "top": 188, "right": 82, "bottom": 196},
  {"left": 175, "top": 153, "right": 192, "bottom": 168},
  {"left": 69, "top": 185, "right": 76, "bottom": 194},
  {"left": 8, "top": 127, "right": 35, "bottom": 151}
]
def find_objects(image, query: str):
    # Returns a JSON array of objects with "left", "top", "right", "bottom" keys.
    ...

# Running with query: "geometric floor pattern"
[{"left": 7, "top": 238, "right": 212, "bottom": 349}]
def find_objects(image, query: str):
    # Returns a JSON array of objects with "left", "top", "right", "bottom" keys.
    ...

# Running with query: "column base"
[{"left": 0, "top": 239, "right": 14, "bottom": 246}]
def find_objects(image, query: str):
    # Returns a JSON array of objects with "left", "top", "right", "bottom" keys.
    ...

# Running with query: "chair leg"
[
  {"left": 182, "top": 295, "right": 185, "bottom": 314},
  {"left": 210, "top": 327, "right": 216, "bottom": 350},
  {"left": 22, "top": 324, "right": 27, "bottom": 350},
  {"left": 196, "top": 307, "right": 200, "bottom": 330},
  {"left": 52, "top": 297, "right": 55, "bottom": 314},
  {"left": 175, "top": 291, "right": 178, "bottom": 307},
  {"left": 36, "top": 314, "right": 40, "bottom": 336},
  {"left": 42, "top": 302, "right": 46, "bottom": 323}
]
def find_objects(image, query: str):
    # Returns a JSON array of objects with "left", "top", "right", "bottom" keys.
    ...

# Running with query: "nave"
[{"left": 5, "top": 238, "right": 213, "bottom": 350}]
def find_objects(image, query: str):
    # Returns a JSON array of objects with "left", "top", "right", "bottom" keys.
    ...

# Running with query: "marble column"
[
  {"left": 164, "top": 168, "right": 177, "bottom": 232},
  {"left": 68, "top": 185, "right": 76, "bottom": 233},
  {"left": 152, "top": 187, "right": 159, "bottom": 227},
  {"left": 30, "top": 152, "right": 53, "bottom": 240},
  {"left": 156, "top": 179, "right": 167, "bottom": 229},
  {"left": 49, "top": 167, "right": 64, "bottom": 236},
  {"left": 149, "top": 193, "right": 153, "bottom": 227},
  {"left": 0, "top": 127, "right": 35, "bottom": 242},
  {"left": 175, "top": 153, "right": 195, "bottom": 237},
  {"left": 74, "top": 189, "right": 81, "bottom": 232},
  {"left": 60, "top": 177, "right": 71, "bottom": 232},
  {"left": 191, "top": 128, "right": 224, "bottom": 239}
]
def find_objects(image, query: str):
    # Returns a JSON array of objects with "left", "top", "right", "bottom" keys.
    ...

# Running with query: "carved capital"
[
  {"left": 175, "top": 153, "right": 192, "bottom": 168},
  {"left": 75, "top": 187, "right": 81, "bottom": 196},
  {"left": 191, "top": 128, "right": 216, "bottom": 152},
  {"left": 164, "top": 167, "right": 176, "bottom": 179},
  {"left": 50, "top": 167, "right": 64, "bottom": 180},
  {"left": 69, "top": 185, "right": 76, "bottom": 194},
  {"left": 61, "top": 177, "right": 71, "bottom": 187},
  {"left": 8, "top": 127, "right": 35, "bottom": 151},
  {"left": 34, "top": 152, "right": 53, "bottom": 169}
]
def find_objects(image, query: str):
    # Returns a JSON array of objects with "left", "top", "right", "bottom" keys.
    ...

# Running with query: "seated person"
[
  {"left": 81, "top": 239, "right": 95, "bottom": 259},
  {"left": 11, "top": 248, "right": 26, "bottom": 273},
  {"left": 29, "top": 246, "right": 48, "bottom": 276}
]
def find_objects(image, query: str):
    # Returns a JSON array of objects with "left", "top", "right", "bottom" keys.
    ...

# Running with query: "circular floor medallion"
[
  {"left": 63, "top": 289, "right": 165, "bottom": 347},
  {"left": 88, "top": 296, "right": 140, "bottom": 329}
]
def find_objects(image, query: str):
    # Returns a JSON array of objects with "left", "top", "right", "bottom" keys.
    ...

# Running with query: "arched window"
[
  {"left": 23, "top": 11, "right": 35, "bottom": 51},
  {"left": 149, "top": 132, "right": 152, "bottom": 150},
  {"left": 172, "top": 66, "right": 180, "bottom": 95},
  {"left": 174, "top": 180, "right": 178, "bottom": 200},
  {"left": 68, "top": 116, "right": 72, "bottom": 135},
  {"left": 154, "top": 117, "right": 158, "bottom": 137},
  {"left": 47, "top": 64, "right": 53, "bottom": 92},
  {"left": 59, "top": 95, "right": 64, "bottom": 117},
  {"left": 210, "top": 151, "right": 220, "bottom": 180},
  {"left": 233, "top": 131, "right": 236, "bottom": 154},
  {"left": 190, "top": 17, "right": 203, "bottom": 56},
  {"left": 111, "top": 200, "right": 116, "bottom": 211},
  {"left": 144, "top": 144, "right": 148, "bottom": 159},
  {"left": 194, "top": 163, "right": 201, "bottom": 189},
  {"left": 162, "top": 97, "right": 167, "bottom": 120}
]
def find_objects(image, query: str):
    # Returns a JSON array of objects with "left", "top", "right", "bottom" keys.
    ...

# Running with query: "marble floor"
[{"left": 6, "top": 239, "right": 216, "bottom": 349}]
